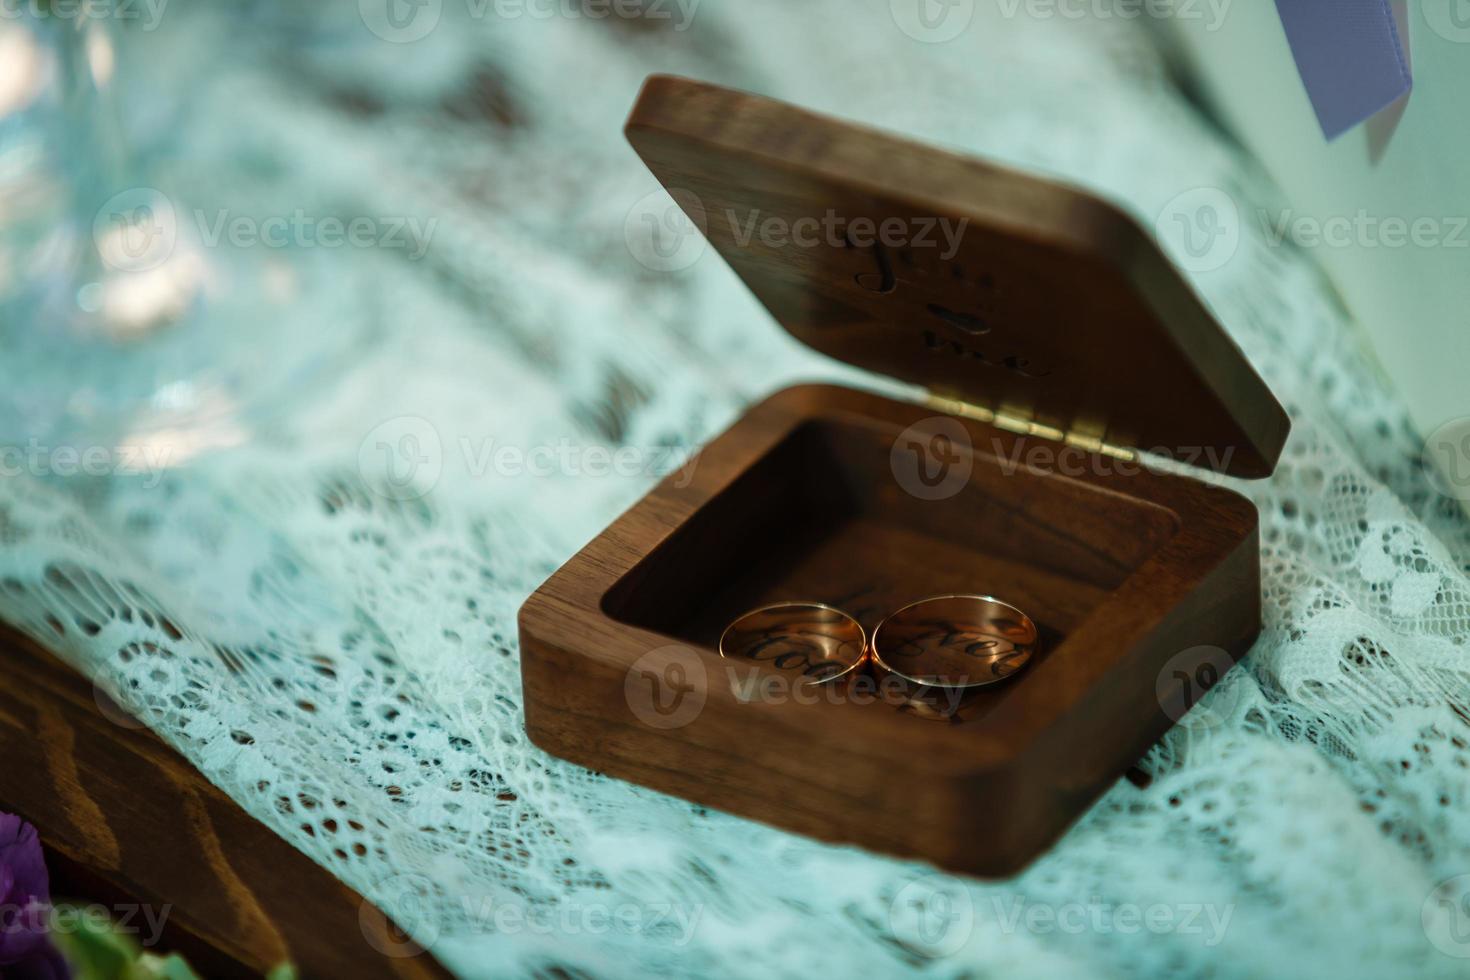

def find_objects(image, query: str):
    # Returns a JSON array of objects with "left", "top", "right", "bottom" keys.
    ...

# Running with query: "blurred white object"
[
  {"left": 1162, "top": 3, "right": 1470, "bottom": 502},
  {"left": 0, "top": 16, "right": 362, "bottom": 460}
]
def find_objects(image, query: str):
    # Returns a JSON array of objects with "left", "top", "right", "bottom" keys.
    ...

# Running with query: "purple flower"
[{"left": 0, "top": 814, "right": 69, "bottom": 979}]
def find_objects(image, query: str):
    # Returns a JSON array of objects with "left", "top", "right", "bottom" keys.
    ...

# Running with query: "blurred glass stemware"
[{"left": 0, "top": 11, "right": 363, "bottom": 473}]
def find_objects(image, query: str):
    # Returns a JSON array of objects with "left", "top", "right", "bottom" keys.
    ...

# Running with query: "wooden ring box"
[{"left": 519, "top": 76, "right": 1290, "bottom": 876}]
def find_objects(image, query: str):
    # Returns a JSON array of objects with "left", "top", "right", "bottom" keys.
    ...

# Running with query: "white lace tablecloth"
[{"left": 4, "top": 3, "right": 1470, "bottom": 977}]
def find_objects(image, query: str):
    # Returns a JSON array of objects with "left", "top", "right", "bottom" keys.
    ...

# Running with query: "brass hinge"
[{"left": 922, "top": 392, "right": 1138, "bottom": 463}]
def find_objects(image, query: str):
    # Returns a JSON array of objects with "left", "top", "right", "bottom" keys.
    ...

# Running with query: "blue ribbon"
[{"left": 1274, "top": 0, "right": 1412, "bottom": 140}]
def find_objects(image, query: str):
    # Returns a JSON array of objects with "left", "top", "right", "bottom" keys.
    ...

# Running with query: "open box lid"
[{"left": 626, "top": 76, "right": 1290, "bottom": 479}]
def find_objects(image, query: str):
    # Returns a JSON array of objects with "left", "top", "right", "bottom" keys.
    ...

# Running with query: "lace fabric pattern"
[{"left": 3, "top": 4, "right": 1470, "bottom": 977}]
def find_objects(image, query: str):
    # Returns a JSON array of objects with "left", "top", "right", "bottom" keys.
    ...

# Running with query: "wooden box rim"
[{"left": 520, "top": 383, "right": 1258, "bottom": 777}]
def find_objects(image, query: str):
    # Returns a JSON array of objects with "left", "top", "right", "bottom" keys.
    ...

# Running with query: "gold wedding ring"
[
  {"left": 719, "top": 602, "right": 868, "bottom": 686},
  {"left": 872, "top": 594, "right": 1038, "bottom": 694}
]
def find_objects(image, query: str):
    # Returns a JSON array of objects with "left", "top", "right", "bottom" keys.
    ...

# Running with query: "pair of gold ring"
[{"left": 717, "top": 594, "right": 1039, "bottom": 695}]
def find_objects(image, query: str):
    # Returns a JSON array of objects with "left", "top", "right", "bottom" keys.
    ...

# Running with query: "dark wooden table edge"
[{"left": 0, "top": 622, "right": 453, "bottom": 979}]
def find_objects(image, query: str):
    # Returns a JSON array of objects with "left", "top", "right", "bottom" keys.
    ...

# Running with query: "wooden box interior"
[{"left": 603, "top": 412, "right": 1181, "bottom": 720}]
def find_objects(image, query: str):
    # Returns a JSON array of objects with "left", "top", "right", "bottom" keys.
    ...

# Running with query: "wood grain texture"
[
  {"left": 519, "top": 77, "right": 1284, "bottom": 877},
  {"left": 625, "top": 75, "right": 1290, "bottom": 478},
  {"left": 521, "top": 384, "right": 1265, "bottom": 877},
  {"left": 0, "top": 625, "right": 451, "bottom": 980}
]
